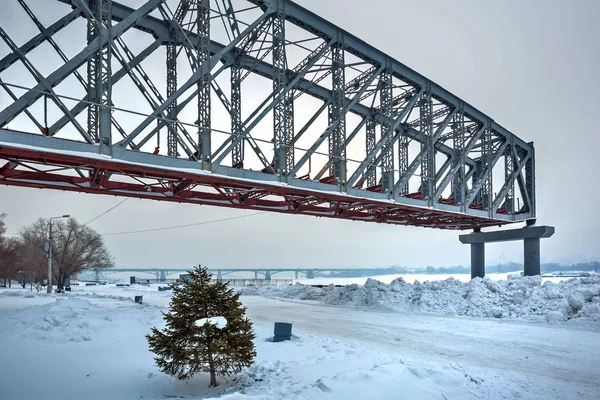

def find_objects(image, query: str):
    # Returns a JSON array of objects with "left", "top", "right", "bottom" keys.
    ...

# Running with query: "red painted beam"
[{"left": 0, "top": 145, "right": 512, "bottom": 230}]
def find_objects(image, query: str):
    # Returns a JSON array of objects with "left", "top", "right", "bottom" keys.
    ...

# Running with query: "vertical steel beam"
[
  {"left": 451, "top": 106, "right": 466, "bottom": 208},
  {"left": 166, "top": 44, "right": 178, "bottom": 156},
  {"left": 197, "top": 0, "right": 211, "bottom": 165},
  {"left": 272, "top": 7, "right": 293, "bottom": 175},
  {"left": 82, "top": 0, "right": 114, "bottom": 153},
  {"left": 397, "top": 134, "right": 408, "bottom": 195},
  {"left": 0, "top": 0, "right": 165, "bottom": 131},
  {"left": 231, "top": 64, "right": 243, "bottom": 167},
  {"left": 419, "top": 89, "right": 434, "bottom": 202},
  {"left": 481, "top": 127, "right": 493, "bottom": 211},
  {"left": 329, "top": 41, "right": 346, "bottom": 181},
  {"left": 164, "top": 0, "right": 190, "bottom": 156},
  {"left": 379, "top": 66, "right": 393, "bottom": 192},
  {"left": 472, "top": 161, "right": 481, "bottom": 205},
  {"left": 97, "top": 0, "right": 113, "bottom": 155},
  {"left": 365, "top": 118, "right": 376, "bottom": 187},
  {"left": 86, "top": 0, "right": 100, "bottom": 142},
  {"left": 525, "top": 144, "right": 535, "bottom": 216},
  {"left": 504, "top": 143, "right": 515, "bottom": 213}
]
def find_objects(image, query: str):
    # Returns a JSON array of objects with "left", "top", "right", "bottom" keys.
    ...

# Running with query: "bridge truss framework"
[{"left": 0, "top": 0, "right": 536, "bottom": 230}]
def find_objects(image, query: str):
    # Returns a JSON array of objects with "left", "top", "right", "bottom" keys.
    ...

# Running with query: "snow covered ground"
[{"left": 0, "top": 274, "right": 599, "bottom": 400}]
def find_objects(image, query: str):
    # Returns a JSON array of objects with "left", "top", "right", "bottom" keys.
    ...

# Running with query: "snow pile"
[
  {"left": 0, "top": 297, "right": 104, "bottom": 342},
  {"left": 258, "top": 274, "right": 600, "bottom": 324}
]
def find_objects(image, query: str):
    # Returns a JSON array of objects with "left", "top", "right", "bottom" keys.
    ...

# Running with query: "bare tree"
[
  {"left": 20, "top": 218, "right": 113, "bottom": 290},
  {"left": 0, "top": 214, "right": 23, "bottom": 287},
  {"left": 0, "top": 213, "right": 5, "bottom": 238}
]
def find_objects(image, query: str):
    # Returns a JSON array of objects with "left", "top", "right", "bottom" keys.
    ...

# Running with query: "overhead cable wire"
[
  {"left": 101, "top": 211, "right": 265, "bottom": 236},
  {"left": 85, "top": 198, "right": 129, "bottom": 225}
]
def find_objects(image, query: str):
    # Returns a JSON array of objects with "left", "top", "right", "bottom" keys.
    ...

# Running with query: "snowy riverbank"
[{"left": 0, "top": 275, "right": 599, "bottom": 399}]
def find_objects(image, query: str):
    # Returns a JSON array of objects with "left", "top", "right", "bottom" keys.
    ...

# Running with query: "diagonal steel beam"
[
  {"left": 347, "top": 87, "right": 423, "bottom": 188},
  {"left": 464, "top": 140, "right": 509, "bottom": 208},
  {"left": 245, "top": 0, "right": 531, "bottom": 152},
  {"left": 49, "top": 39, "right": 161, "bottom": 141},
  {"left": 119, "top": 9, "right": 275, "bottom": 150},
  {"left": 390, "top": 107, "right": 457, "bottom": 197},
  {"left": 0, "top": 26, "right": 92, "bottom": 142},
  {"left": 435, "top": 157, "right": 452, "bottom": 187},
  {"left": 18, "top": 0, "right": 88, "bottom": 90},
  {"left": 516, "top": 147, "right": 533, "bottom": 213},
  {"left": 0, "top": 10, "right": 79, "bottom": 74},
  {"left": 314, "top": 117, "right": 367, "bottom": 181},
  {"left": 291, "top": 100, "right": 330, "bottom": 146},
  {"left": 107, "top": 35, "right": 197, "bottom": 156},
  {"left": 94, "top": 1, "right": 471, "bottom": 164},
  {"left": 134, "top": 15, "right": 272, "bottom": 159},
  {"left": 288, "top": 65, "right": 383, "bottom": 178},
  {"left": 492, "top": 149, "right": 530, "bottom": 212},
  {"left": 0, "top": 0, "right": 165, "bottom": 130},
  {"left": 213, "top": 38, "right": 334, "bottom": 166},
  {"left": 0, "top": 78, "right": 43, "bottom": 131},
  {"left": 433, "top": 122, "right": 487, "bottom": 203}
]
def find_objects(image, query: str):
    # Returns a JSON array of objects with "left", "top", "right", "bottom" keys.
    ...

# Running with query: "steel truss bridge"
[
  {"left": 0, "top": 0, "right": 535, "bottom": 230},
  {"left": 101, "top": 267, "right": 407, "bottom": 280}
]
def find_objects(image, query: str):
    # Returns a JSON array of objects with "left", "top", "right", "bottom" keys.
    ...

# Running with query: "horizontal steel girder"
[{"left": 0, "top": 130, "right": 517, "bottom": 230}]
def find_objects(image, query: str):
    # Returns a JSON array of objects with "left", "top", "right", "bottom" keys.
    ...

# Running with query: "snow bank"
[
  {"left": 0, "top": 298, "right": 104, "bottom": 342},
  {"left": 257, "top": 274, "right": 600, "bottom": 324}
]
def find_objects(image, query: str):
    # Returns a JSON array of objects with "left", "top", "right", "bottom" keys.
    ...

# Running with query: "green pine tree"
[{"left": 146, "top": 265, "right": 256, "bottom": 387}]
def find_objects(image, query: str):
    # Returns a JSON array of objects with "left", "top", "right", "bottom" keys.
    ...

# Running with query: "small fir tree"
[{"left": 146, "top": 265, "right": 256, "bottom": 387}]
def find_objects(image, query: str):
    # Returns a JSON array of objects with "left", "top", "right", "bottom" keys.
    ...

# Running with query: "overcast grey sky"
[{"left": 1, "top": 0, "right": 599, "bottom": 269}]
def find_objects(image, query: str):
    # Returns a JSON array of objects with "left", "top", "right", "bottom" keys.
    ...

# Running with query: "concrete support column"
[
  {"left": 471, "top": 243, "right": 485, "bottom": 279},
  {"left": 265, "top": 271, "right": 271, "bottom": 280},
  {"left": 217, "top": 270, "right": 222, "bottom": 280},
  {"left": 295, "top": 270, "right": 298, "bottom": 279},
  {"left": 524, "top": 238, "right": 540, "bottom": 276},
  {"left": 460, "top": 225, "right": 553, "bottom": 280},
  {"left": 254, "top": 271, "right": 258, "bottom": 280},
  {"left": 306, "top": 270, "right": 314, "bottom": 279}
]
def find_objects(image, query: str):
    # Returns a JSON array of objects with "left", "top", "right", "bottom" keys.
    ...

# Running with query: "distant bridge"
[{"left": 99, "top": 267, "right": 409, "bottom": 281}]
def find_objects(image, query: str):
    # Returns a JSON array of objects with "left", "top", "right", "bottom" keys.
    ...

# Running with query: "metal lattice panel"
[{"left": 0, "top": 0, "right": 537, "bottom": 230}]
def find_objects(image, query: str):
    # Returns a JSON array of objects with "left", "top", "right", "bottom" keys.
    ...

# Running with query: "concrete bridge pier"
[
  {"left": 459, "top": 223, "right": 555, "bottom": 279},
  {"left": 306, "top": 270, "right": 314, "bottom": 279},
  {"left": 524, "top": 238, "right": 541, "bottom": 276},
  {"left": 217, "top": 270, "right": 222, "bottom": 280},
  {"left": 265, "top": 270, "right": 271, "bottom": 280},
  {"left": 254, "top": 271, "right": 258, "bottom": 280},
  {"left": 470, "top": 243, "right": 485, "bottom": 279},
  {"left": 295, "top": 270, "right": 299, "bottom": 279},
  {"left": 159, "top": 270, "right": 166, "bottom": 282}
]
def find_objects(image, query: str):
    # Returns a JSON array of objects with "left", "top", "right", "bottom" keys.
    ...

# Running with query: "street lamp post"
[{"left": 46, "top": 215, "right": 70, "bottom": 294}]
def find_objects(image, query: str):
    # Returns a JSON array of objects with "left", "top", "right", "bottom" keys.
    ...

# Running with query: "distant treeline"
[{"left": 407, "top": 261, "right": 600, "bottom": 275}]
